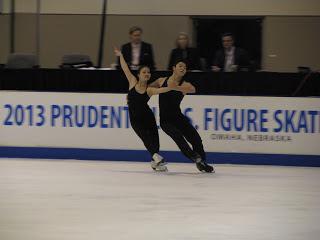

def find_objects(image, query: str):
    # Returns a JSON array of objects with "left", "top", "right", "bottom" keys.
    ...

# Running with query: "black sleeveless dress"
[
  {"left": 127, "top": 86, "right": 156, "bottom": 128},
  {"left": 127, "top": 85, "right": 159, "bottom": 156},
  {"left": 158, "top": 78, "right": 212, "bottom": 171},
  {"left": 159, "top": 77, "right": 185, "bottom": 123},
  {"left": 159, "top": 77, "right": 207, "bottom": 162}
]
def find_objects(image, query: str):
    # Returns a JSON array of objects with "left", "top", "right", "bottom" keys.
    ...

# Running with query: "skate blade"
[
  {"left": 151, "top": 160, "right": 167, "bottom": 169},
  {"left": 152, "top": 165, "right": 168, "bottom": 172}
]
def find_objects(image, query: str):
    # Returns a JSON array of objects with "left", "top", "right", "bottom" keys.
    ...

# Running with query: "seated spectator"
[
  {"left": 118, "top": 26, "right": 155, "bottom": 70},
  {"left": 168, "top": 32, "right": 201, "bottom": 71},
  {"left": 212, "top": 33, "right": 250, "bottom": 72}
]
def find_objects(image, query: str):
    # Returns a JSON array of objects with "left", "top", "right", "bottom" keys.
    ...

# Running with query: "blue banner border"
[{"left": 0, "top": 146, "right": 319, "bottom": 167}]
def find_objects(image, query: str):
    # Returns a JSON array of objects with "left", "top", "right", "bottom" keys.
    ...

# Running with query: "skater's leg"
[
  {"left": 160, "top": 121, "right": 198, "bottom": 161},
  {"left": 131, "top": 122, "right": 159, "bottom": 156},
  {"left": 175, "top": 117, "right": 214, "bottom": 173},
  {"left": 131, "top": 121, "right": 167, "bottom": 171},
  {"left": 177, "top": 117, "right": 206, "bottom": 161}
]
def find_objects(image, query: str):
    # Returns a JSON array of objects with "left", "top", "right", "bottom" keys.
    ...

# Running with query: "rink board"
[{"left": 0, "top": 91, "right": 319, "bottom": 166}]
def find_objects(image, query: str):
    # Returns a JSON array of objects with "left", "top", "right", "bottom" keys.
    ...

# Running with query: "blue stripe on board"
[{"left": 0, "top": 146, "right": 319, "bottom": 167}]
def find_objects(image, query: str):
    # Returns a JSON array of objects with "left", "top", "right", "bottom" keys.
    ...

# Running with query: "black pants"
[
  {"left": 160, "top": 115, "right": 206, "bottom": 161},
  {"left": 131, "top": 118, "right": 159, "bottom": 157}
]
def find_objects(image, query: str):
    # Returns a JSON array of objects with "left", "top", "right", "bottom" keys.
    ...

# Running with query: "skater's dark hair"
[{"left": 172, "top": 59, "right": 188, "bottom": 70}]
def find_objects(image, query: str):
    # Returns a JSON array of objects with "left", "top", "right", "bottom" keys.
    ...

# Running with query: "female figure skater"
[
  {"left": 151, "top": 60, "right": 214, "bottom": 173},
  {"left": 114, "top": 47, "right": 181, "bottom": 171}
]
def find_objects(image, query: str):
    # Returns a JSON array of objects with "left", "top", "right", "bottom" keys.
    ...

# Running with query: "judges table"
[{"left": 0, "top": 69, "right": 319, "bottom": 96}]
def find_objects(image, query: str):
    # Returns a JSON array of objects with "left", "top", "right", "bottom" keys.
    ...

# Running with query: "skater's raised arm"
[{"left": 114, "top": 47, "right": 137, "bottom": 89}]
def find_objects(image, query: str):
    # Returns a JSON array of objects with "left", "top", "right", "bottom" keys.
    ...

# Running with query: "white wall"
[
  {"left": 107, "top": 0, "right": 320, "bottom": 16},
  {"left": 2, "top": 0, "right": 320, "bottom": 16},
  {"left": 1, "top": 1, "right": 320, "bottom": 70},
  {"left": 262, "top": 17, "right": 320, "bottom": 72},
  {"left": 0, "top": 15, "right": 9, "bottom": 64}
]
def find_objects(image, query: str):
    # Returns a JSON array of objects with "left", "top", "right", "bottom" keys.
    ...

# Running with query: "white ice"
[{"left": 0, "top": 159, "right": 320, "bottom": 240}]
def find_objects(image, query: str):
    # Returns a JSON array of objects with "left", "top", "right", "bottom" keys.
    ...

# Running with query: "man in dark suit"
[
  {"left": 119, "top": 26, "right": 155, "bottom": 70},
  {"left": 212, "top": 33, "right": 250, "bottom": 72}
]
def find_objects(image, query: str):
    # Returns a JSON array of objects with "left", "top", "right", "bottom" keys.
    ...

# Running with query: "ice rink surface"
[{"left": 0, "top": 159, "right": 320, "bottom": 240}]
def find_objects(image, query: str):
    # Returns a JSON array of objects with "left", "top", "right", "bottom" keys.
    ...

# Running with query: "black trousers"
[
  {"left": 130, "top": 117, "right": 159, "bottom": 157},
  {"left": 160, "top": 115, "right": 206, "bottom": 161}
]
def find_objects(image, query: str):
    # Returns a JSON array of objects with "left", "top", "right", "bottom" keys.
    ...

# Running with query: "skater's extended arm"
[
  {"left": 147, "top": 86, "right": 174, "bottom": 96},
  {"left": 173, "top": 82, "right": 196, "bottom": 94},
  {"left": 148, "top": 77, "right": 166, "bottom": 88},
  {"left": 114, "top": 47, "right": 137, "bottom": 88}
]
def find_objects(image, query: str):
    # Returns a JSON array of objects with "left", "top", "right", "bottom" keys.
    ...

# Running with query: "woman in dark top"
[
  {"left": 168, "top": 32, "right": 201, "bottom": 71},
  {"left": 114, "top": 47, "right": 182, "bottom": 171},
  {"left": 151, "top": 60, "right": 214, "bottom": 173}
]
